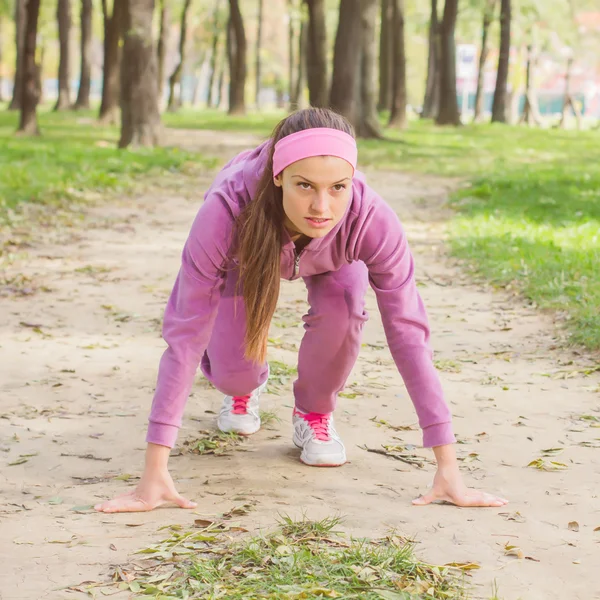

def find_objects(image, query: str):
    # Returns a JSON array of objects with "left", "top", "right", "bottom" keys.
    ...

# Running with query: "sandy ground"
[{"left": 1, "top": 130, "right": 599, "bottom": 600}]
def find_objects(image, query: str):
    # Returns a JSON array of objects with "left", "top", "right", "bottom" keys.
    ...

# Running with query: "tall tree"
[
  {"left": 0, "top": 9, "right": 4, "bottom": 102},
  {"left": 206, "top": 0, "right": 222, "bottom": 108},
  {"left": 377, "top": 0, "right": 392, "bottom": 112},
  {"left": 388, "top": 0, "right": 406, "bottom": 128},
  {"left": 520, "top": 41, "right": 541, "bottom": 126},
  {"left": 18, "top": 0, "right": 41, "bottom": 134},
  {"left": 9, "top": 0, "right": 26, "bottom": 110},
  {"left": 227, "top": 0, "right": 247, "bottom": 114},
  {"left": 421, "top": 0, "right": 439, "bottom": 119},
  {"left": 55, "top": 0, "right": 72, "bottom": 110},
  {"left": 357, "top": 0, "right": 381, "bottom": 137},
  {"left": 473, "top": 0, "right": 496, "bottom": 122},
  {"left": 491, "top": 0, "right": 511, "bottom": 123},
  {"left": 73, "top": 0, "right": 93, "bottom": 109},
  {"left": 435, "top": 0, "right": 460, "bottom": 125},
  {"left": 167, "top": 0, "right": 192, "bottom": 111},
  {"left": 303, "top": 0, "right": 328, "bottom": 107},
  {"left": 329, "top": 0, "right": 361, "bottom": 123},
  {"left": 157, "top": 0, "right": 170, "bottom": 104},
  {"left": 559, "top": 56, "right": 582, "bottom": 130},
  {"left": 255, "top": 0, "right": 263, "bottom": 107},
  {"left": 119, "top": 0, "right": 162, "bottom": 147},
  {"left": 287, "top": 0, "right": 296, "bottom": 107},
  {"left": 99, "top": 0, "right": 124, "bottom": 123},
  {"left": 290, "top": 7, "right": 307, "bottom": 109}
]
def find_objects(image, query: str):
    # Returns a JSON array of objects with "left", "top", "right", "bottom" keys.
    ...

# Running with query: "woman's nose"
[{"left": 311, "top": 190, "right": 329, "bottom": 214}]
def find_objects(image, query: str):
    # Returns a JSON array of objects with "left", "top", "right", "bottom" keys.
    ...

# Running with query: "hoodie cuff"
[
  {"left": 146, "top": 422, "right": 179, "bottom": 449},
  {"left": 422, "top": 422, "right": 456, "bottom": 448}
]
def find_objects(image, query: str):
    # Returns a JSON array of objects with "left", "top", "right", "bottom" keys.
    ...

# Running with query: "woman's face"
[{"left": 274, "top": 156, "right": 353, "bottom": 239}]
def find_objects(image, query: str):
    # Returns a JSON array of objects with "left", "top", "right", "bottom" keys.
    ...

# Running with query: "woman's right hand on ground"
[{"left": 94, "top": 467, "right": 197, "bottom": 513}]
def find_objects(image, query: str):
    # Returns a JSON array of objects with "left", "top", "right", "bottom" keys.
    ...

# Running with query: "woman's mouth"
[{"left": 305, "top": 217, "right": 331, "bottom": 229}]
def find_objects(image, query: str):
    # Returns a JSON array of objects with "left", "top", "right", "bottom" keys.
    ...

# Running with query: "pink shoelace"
[
  {"left": 232, "top": 394, "right": 251, "bottom": 415},
  {"left": 296, "top": 410, "right": 331, "bottom": 441}
]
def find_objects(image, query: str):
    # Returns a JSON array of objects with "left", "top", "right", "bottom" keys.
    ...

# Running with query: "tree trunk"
[
  {"left": 491, "top": 0, "right": 511, "bottom": 123},
  {"left": 388, "top": 0, "right": 406, "bottom": 128},
  {"left": 357, "top": 0, "right": 381, "bottom": 137},
  {"left": 421, "top": 0, "right": 439, "bottom": 119},
  {"left": 435, "top": 0, "right": 460, "bottom": 125},
  {"left": 377, "top": 0, "right": 392, "bottom": 112},
  {"left": 287, "top": 0, "right": 296, "bottom": 107},
  {"left": 560, "top": 57, "right": 582, "bottom": 130},
  {"left": 330, "top": 0, "right": 362, "bottom": 123},
  {"left": 9, "top": 0, "right": 27, "bottom": 110},
  {"left": 520, "top": 42, "right": 541, "bottom": 126},
  {"left": 54, "top": 0, "right": 72, "bottom": 110},
  {"left": 291, "top": 12, "right": 307, "bottom": 109},
  {"left": 255, "top": 0, "right": 263, "bottom": 108},
  {"left": 0, "top": 15, "right": 4, "bottom": 102},
  {"left": 73, "top": 0, "right": 93, "bottom": 109},
  {"left": 216, "top": 51, "right": 226, "bottom": 108},
  {"left": 206, "top": 0, "right": 222, "bottom": 108},
  {"left": 18, "top": 0, "right": 41, "bottom": 135},
  {"left": 119, "top": 0, "right": 162, "bottom": 148},
  {"left": 227, "top": 0, "right": 247, "bottom": 115},
  {"left": 99, "top": 0, "right": 124, "bottom": 124},
  {"left": 167, "top": 0, "right": 192, "bottom": 112},
  {"left": 473, "top": 0, "right": 495, "bottom": 122},
  {"left": 157, "top": 0, "right": 169, "bottom": 104},
  {"left": 304, "top": 0, "right": 328, "bottom": 107}
]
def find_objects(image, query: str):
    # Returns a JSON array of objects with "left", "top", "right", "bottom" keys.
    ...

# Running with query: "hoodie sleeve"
[
  {"left": 355, "top": 197, "right": 456, "bottom": 448},
  {"left": 145, "top": 194, "right": 234, "bottom": 448}
]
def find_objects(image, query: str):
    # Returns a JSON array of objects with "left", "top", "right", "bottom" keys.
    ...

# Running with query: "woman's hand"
[
  {"left": 412, "top": 444, "right": 508, "bottom": 508},
  {"left": 94, "top": 442, "right": 197, "bottom": 513}
]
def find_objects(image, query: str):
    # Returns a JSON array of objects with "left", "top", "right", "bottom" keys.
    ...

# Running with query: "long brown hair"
[{"left": 234, "top": 108, "right": 355, "bottom": 363}]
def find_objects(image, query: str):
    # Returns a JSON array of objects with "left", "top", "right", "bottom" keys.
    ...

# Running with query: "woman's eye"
[
  {"left": 333, "top": 184, "right": 346, "bottom": 192},
  {"left": 298, "top": 182, "right": 311, "bottom": 189}
]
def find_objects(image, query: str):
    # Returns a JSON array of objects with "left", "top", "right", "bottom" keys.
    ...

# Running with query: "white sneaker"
[
  {"left": 217, "top": 379, "right": 268, "bottom": 436},
  {"left": 292, "top": 408, "right": 346, "bottom": 467}
]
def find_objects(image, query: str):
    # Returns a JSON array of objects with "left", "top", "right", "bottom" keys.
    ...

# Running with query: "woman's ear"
[{"left": 273, "top": 175, "right": 282, "bottom": 187}]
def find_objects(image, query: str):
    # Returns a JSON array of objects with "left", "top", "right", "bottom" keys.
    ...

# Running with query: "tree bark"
[
  {"left": 303, "top": 0, "right": 328, "bottom": 107},
  {"left": 473, "top": 0, "right": 495, "bottom": 122},
  {"left": 435, "top": 0, "right": 460, "bottom": 126},
  {"left": 330, "top": 0, "right": 362, "bottom": 123},
  {"left": 216, "top": 50, "right": 226, "bottom": 108},
  {"left": 227, "top": 0, "right": 247, "bottom": 114},
  {"left": 255, "top": 0, "right": 263, "bottom": 108},
  {"left": 99, "top": 0, "right": 124, "bottom": 124},
  {"left": 559, "top": 57, "right": 582, "bottom": 130},
  {"left": 491, "top": 0, "right": 511, "bottom": 123},
  {"left": 357, "top": 0, "right": 381, "bottom": 137},
  {"left": 520, "top": 43, "right": 541, "bottom": 126},
  {"left": 55, "top": 0, "right": 72, "bottom": 110},
  {"left": 388, "top": 0, "right": 406, "bottom": 128},
  {"left": 377, "top": 0, "right": 392, "bottom": 112},
  {"left": 9, "top": 0, "right": 27, "bottom": 110},
  {"left": 119, "top": 0, "right": 162, "bottom": 148},
  {"left": 167, "top": 0, "right": 192, "bottom": 112},
  {"left": 18, "top": 0, "right": 41, "bottom": 135},
  {"left": 206, "top": 0, "right": 222, "bottom": 108},
  {"left": 73, "top": 0, "right": 93, "bottom": 109},
  {"left": 157, "top": 0, "right": 169, "bottom": 104},
  {"left": 0, "top": 15, "right": 4, "bottom": 102},
  {"left": 421, "top": 0, "right": 440, "bottom": 118},
  {"left": 287, "top": 0, "right": 295, "bottom": 107},
  {"left": 291, "top": 11, "right": 307, "bottom": 109}
]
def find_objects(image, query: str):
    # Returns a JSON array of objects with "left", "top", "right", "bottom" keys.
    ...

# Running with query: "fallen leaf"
[
  {"left": 8, "top": 457, "right": 28, "bottom": 466},
  {"left": 504, "top": 543, "right": 525, "bottom": 559},
  {"left": 125, "top": 523, "right": 143, "bottom": 527},
  {"left": 109, "top": 543, "right": 117, "bottom": 551},
  {"left": 71, "top": 505, "right": 94, "bottom": 513},
  {"left": 568, "top": 521, "right": 580, "bottom": 532},
  {"left": 194, "top": 519, "right": 214, "bottom": 528},
  {"left": 527, "top": 458, "right": 568, "bottom": 471},
  {"left": 573, "top": 559, "right": 581, "bottom": 565},
  {"left": 48, "top": 496, "right": 64, "bottom": 505},
  {"left": 499, "top": 511, "right": 526, "bottom": 523},
  {"left": 594, "top": 527, "right": 600, "bottom": 532},
  {"left": 443, "top": 562, "right": 481, "bottom": 571}
]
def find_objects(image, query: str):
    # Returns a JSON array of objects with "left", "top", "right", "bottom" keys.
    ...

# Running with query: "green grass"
[
  {"left": 112, "top": 515, "right": 469, "bottom": 599},
  {"left": 0, "top": 105, "right": 207, "bottom": 221}
]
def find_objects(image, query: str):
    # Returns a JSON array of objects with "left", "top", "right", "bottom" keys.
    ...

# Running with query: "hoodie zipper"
[{"left": 292, "top": 251, "right": 302, "bottom": 279}]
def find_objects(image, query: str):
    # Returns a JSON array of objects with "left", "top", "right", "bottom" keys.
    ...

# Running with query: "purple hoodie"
[{"left": 146, "top": 141, "right": 456, "bottom": 449}]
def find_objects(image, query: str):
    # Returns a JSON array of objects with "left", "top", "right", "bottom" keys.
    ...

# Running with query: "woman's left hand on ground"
[{"left": 412, "top": 466, "right": 509, "bottom": 508}]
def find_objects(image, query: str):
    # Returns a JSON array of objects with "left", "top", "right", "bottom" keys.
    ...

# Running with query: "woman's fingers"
[{"left": 171, "top": 493, "right": 198, "bottom": 510}]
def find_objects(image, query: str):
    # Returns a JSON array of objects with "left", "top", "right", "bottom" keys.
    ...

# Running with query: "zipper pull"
[{"left": 293, "top": 254, "right": 301, "bottom": 278}]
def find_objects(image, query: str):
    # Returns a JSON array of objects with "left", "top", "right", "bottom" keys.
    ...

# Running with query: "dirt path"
[{"left": 1, "top": 131, "right": 599, "bottom": 600}]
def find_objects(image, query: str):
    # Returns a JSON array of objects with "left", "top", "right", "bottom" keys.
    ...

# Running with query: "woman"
[{"left": 95, "top": 108, "right": 508, "bottom": 513}]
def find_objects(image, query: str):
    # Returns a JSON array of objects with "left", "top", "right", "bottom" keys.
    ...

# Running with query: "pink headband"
[{"left": 272, "top": 127, "right": 358, "bottom": 177}]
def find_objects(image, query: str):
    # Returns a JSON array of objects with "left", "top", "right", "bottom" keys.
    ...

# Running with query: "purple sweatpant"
[{"left": 200, "top": 261, "right": 369, "bottom": 413}]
